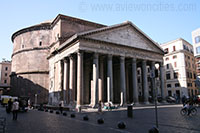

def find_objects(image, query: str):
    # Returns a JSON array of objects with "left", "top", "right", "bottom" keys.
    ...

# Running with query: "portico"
[{"left": 48, "top": 21, "right": 165, "bottom": 107}]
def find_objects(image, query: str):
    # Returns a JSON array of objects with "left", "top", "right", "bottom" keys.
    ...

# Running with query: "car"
[{"left": 166, "top": 96, "right": 176, "bottom": 103}]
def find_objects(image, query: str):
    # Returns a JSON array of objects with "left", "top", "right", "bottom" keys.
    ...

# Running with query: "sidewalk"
[{"left": 81, "top": 103, "right": 183, "bottom": 113}]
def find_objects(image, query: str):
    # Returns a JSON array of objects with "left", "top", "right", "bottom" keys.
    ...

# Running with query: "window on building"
[
  {"left": 174, "top": 62, "right": 177, "bottom": 68},
  {"left": 168, "top": 90, "right": 172, "bottom": 96},
  {"left": 187, "top": 72, "right": 190, "bottom": 78},
  {"left": 4, "top": 80, "right": 7, "bottom": 84},
  {"left": 5, "top": 73, "right": 7, "bottom": 77},
  {"left": 195, "top": 36, "right": 200, "bottom": 43},
  {"left": 183, "top": 44, "right": 186, "bottom": 50},
  {"left": 174, "top": 72, "right": 178, "bottom": 79},
  {"left": 39, "top": 41, "right": 42, "bottom": 46},
  {"left": 173, "top": 55, "right": 177, "bottom": 59},
  {"left": 22, "top": 44, "right": 24, "bottom": 48},
  {"left": 190, "top": 72, "right": 193, "bottom": 78},
  {"left": 194, "top": 73, "right": 196, "bottom": 79},
  {"left": 164, "top": 48, "right": 169, "bottom": 54},
  {"left": 166, "top": 64, "right": 169, "bottom": 69},
  {"left": 188, "top": 56, "right": 190, "bottom": 60},
  {"left": 173, "top": 46, "right": 176, "bottom": 51},
  {"left": 167, "top": 84, "right": 171, "bottom": 88},
  {"left": 165, "top": 57, "right": 169, "bottom": 61},
  {"left": 196, "top": 46, "right": 200, "bottom": 54},
  {"left": 175, "top": 83, "right": 180, "bottom": 87},
  {"left": 185, "top": 61, "right": 187, "bottom": 67},
  {"left": 166, "top": 73, "right": 171, "bottom": 80},
  {"left": 5, "top": 67, "right": 8, "bottom": 71}
]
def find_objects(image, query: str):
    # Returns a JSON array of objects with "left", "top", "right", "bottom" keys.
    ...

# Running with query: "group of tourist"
[{"left": 7, "top": 99, "right": 19, "bottom": 120}]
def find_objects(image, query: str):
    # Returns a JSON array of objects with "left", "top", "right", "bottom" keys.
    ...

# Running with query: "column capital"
[
  {"left": 120, "top": 56, "right": 125, "bottom": 61},
  {"left": 93, "top": 53, "right": 99, "bottom": 59},
  {"left": 132, "top": 58, "right": 137, "bottom": 63},
  {"left": 69, "top": 53, "right": 76, "bottom": 59},
  {"left": 63, "top": 57, "right": 69, "bottom": 62},
  {"left": 107, "top": 54, "right": 113, "bottom": 60},
  {"left": 77, "top": 50, "right": 84, "bottom": 54}
]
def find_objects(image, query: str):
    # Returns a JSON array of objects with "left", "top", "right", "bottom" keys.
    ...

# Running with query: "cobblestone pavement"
[{"left": 1, "top": 104, "right": 200, "bottom": 133}]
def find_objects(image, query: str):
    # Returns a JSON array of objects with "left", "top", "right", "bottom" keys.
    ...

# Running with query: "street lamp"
[
  {"left": 35, "top": 94, "right": 37, "bottom": 108},
  {"left": 155, "top": 63, "right": 159, "bottom": 129},
  {"left": 150, "top": 63, "right": 159, "bottom": 129}
]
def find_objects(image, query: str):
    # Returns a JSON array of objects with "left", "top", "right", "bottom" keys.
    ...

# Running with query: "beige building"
[
  {"left": 11, "top": 14, "right": 165, "bottom": 106},
  {"left": 192, "top": 28, "right": 200, "bottom": 78},
  {"left": 0, "top": 60, "right": 11, "bottom": 94},
  {"left": 161, "top": 38, "right": 198, "bottom": 98}
]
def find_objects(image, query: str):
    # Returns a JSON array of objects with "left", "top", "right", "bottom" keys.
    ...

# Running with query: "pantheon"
[{"left": 11, "top": 14, "right": 165, "bottom": 107}]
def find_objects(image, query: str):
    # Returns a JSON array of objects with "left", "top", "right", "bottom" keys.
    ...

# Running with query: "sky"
[{"left": 0, "top": 0, "right": 199, "bottom": 61}]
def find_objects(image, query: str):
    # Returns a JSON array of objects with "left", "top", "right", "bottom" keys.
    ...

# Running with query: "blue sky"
[{"left": 0, "top": 0, "right": 199, "bottom": 61}]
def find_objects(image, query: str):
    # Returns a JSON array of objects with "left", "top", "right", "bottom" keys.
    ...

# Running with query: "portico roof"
[{"left": 50, "top": 21, "right": 164, "bottom": 57}]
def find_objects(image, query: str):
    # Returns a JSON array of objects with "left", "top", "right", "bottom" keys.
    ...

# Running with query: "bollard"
[
  {"left": 97, "top": 118, "right": 104, "bottom": 124},
  {"left": 71, "top": 114, "right": 76, "bottom": 118},
  {"left": 63, "top": 112, "right": 67, "bottom": 116},
  {"left": 56, "top": 111, "right": 60, "bottom": 114},
  {"left": 127, "top": 105, "right": 133, "bottom": 118},
  {"left": 83, "top": 115, "right": 89, "bottom": 121},
  {"left": 149, "top": 126, "right": 159, "bottom": 133},
  {"left": 118, "top": 121, "right": 126, "bottom": 129}
]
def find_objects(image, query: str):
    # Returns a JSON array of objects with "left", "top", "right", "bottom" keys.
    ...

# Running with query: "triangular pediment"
[{"left": 80, "top": 22, "right": 164, "bottom": 54}]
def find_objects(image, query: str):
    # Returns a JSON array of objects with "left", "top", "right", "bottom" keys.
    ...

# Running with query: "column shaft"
[
  {"left": 107, "top": 55, "right": 113, "bottom": 103},
  {"left": 63, "top": 58, "right": 69, "bottom": 104},
  {"left": 99, "top": 57, "right": 104, "bottom": 102},
  {"left": 91, "top": 53, "right": 99, "bottom": 107},
  {"left": 77, "top": 51, "right": 83, "bottom": 106},
  {"left": 160, "top": 62, "right": 165, "bottom": 101},
  {"left": 69, "top": 55, "right": 75, "bottom": 104},
  {"left": 142, "top": 60, "right": 149, "bottom": 104},
  {"left": 120, "top": 56, "right": 126, "bottom": 106},
  {"left": 132, "top": 58, "right": 139, "bottom": 104}
]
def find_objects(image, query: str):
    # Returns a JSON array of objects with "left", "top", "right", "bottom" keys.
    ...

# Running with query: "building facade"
[
  {"left": 11, "top": 14, "right": 165, "bottom": 107},
  {"left": 0, "top": 60, "right": 11, "bottom": 95},
  {"left": 192, "top": 28, "right": 200, "bottom": 78},
  {"left": 161, "top": 38, "right": 198, "bottom": 98}
]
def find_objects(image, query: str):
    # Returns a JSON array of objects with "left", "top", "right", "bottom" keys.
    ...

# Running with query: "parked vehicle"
[
  {"left": 166, "top": 96, "right": 176, "bottom": 103},
  {"left": 1, "top": 95, "right": 18, "bottom": 106}
]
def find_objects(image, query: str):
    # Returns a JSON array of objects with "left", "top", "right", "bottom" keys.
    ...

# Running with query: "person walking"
[
  {"left": 98, "top": 100, "right": 102, "bottom": 114},
  {"left": 12, "top": 99, "right": 19, "bottom": 120}
]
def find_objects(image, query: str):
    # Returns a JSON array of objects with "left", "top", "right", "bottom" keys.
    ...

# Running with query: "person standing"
[
  {"left": 98, "top": 100, "right": 102, "bottom": 114},
  {"left": 12, "top": 99, "right": 19, "bottom": 120},
  {"left": 7, "top": 98, "right": 13, "bottom": 113},
  {"left": 59, "top": 101, "right": 64, "bottom": 114}
]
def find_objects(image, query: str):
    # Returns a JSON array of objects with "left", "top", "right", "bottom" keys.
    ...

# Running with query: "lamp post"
[
  {"left": 35, "top": 94, "right": 37, "bottom": 108},
  {"left": 150, "top": 63, "right": 159, "bottom": 129},
  {"left": 155, "top": 64, "right": 159, "bottom": 128}
]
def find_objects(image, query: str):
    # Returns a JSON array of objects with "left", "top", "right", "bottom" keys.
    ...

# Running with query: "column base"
[
  {"left": 76, "top": 105, "right": 82, "bottom": 112},
  {"left": 131, "top": 102, "right": 139, "bottom": 106},
  {"left": 144, "top": 101, "right": 150, "bottom": 105}
]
